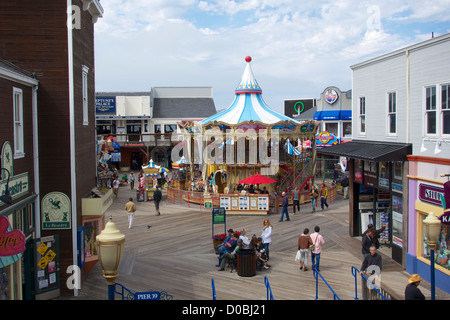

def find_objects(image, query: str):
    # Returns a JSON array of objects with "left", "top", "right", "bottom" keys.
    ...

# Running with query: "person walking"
[
  {"left": 125, "top": 197, "right": 136, "bottom": 229},
  {"left": 261, "top": 219, "right": 272, "bottom": 260},
  {"left": 279, "top": 192, "right": 290, "bottom": 222},
  {"left": 309, "top": 184, "right": 319, "bottom": 213},
  {"left": 405, "top": 274, "right": 426, "bottom": 300},
  {"left": 320, "top": 182, "right": 329, "bottom": 210},
  {"left": 298, "top": 228, "right": 312, "bottom": 271},
  {"left": 129, "top": 172, "right": 135, "bottom": 190},
  {"left": 310, "top": 226, "right": 325, "bottom": 271},
  {"left": 112, "top": 177, "right": 120, "bottom": 198},
  {"left": 292, "top": 187, "right": 300, "bottom": 214},
  {"left": 153, "top": 186, "right": 162, "bottom": 216}
]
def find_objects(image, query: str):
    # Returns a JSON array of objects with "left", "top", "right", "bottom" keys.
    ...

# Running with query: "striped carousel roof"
[{"left": 200, "top": 56, "right": 300, "bottom": 126}]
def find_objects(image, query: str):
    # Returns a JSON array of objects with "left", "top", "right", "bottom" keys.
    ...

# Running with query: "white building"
[
  {"left": 321, "top": 33, "right": 450, "bottom": 294},
  {"left": 95, "top": 87, "right": 216, "bottom": 168}
]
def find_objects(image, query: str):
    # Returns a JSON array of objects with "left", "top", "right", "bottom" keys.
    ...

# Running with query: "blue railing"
[
  {"left": 313, "top": 269, "right": 340, "bottom": 300},
  {"left": 114, "top": 283, "right": 136, "bottom": 300},
  {"left": 264, "top": 276, "right": 274, "bottom": 300},
  {"left": 351, "top": 266, "right": 387, "bottom": 300},
  {"left": 212, "top": 278, "right": 217, "bottom": 300}
]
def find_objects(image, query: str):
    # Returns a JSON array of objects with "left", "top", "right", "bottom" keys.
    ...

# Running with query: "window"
[
  {"left": 388, "top": 92, "right": 396, "bottom": 134},
  {"left": 425, "top": 86, "right": 436, "bottom": 135},
  {"left": 13, "top": 87, "right": 24, "bottom": 158},
  {"left": 342, "top": 121, "right": 352, "bottom": 138},
  {"left": 442, "top": 84, "right": 450, "bottom": 135},
  {"left": 82, "top": 65, "right": 89, "bottom": 125},
  {"left": 359, "top": 97, "right": 366, "bottom": 134},
  {"left": 164, "top": 124, "right": 177, "bottom": 133},
  {"left": 154, "top": 124, "right": 161, "bottom": 133}
]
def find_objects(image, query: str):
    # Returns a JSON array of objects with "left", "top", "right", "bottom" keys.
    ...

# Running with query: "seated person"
[
  {"left": 217, "top": 232, "right": 239, "bottom": 266},
  {"left": 239, "top": 229, "right": 251, "bottom": 247},
  {"left": 252, "top": 237, "right": 270, "bottom": 269},
  {"left": 218, "top": 239, "right": 243, "bottom": 271},
  {"left": 216, "top": 229, "right": 234, "bottom": 253}
]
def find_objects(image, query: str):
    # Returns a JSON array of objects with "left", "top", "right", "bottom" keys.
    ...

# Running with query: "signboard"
[
  {"left": 284, "top": 99, "right": 315, "bottom": 117},
  {"left": 418, "top": 183, "right": 444, "bottom": 207},
  {"left": 239, "top": 196, "right": 249, "bottom": 210},
  {"left": 41, "top": 192, "right": 71, "bottom": 230},
  {"left": 1, "top": 141, "right": 30, "bottom": 206},
  {"left": 220, "top": 196, "right": 231, "bottom": 210},
  {"left": 0, "top": 216, "right": 25, "bottom": 257},
  {"left": 35, "top": 235, "right": 60, "bottom": 295},
  {"left": 212, "top": 207, "right": 226, "bottom": 224},
  {"left": 135, "top": 291, "right": 161, "bottom": 300},
  {"left": 95, "top": 97, "right": 116, "bottom": 114},
  {"left": 315, "top": 131, "right": 339, "bottom": 148},
  {"left": 258, "top": 196, "right": 269, "bottom": 210}
]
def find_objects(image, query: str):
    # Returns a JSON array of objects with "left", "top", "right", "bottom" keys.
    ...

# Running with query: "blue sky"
[{"left": 94, "top": 0, "right": 450, "bottom": 114}]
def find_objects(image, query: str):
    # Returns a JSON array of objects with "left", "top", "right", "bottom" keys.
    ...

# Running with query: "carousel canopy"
[{"left": 199, "top": 56, "right": 300, "bottom": 126}]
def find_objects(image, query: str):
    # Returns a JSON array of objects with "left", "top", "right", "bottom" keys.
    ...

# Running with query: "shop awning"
[
  {"left": 317, "top": 139, "right": 412, "bottom": 162},
  {"left": 313, "top": 110, "right": 352, "bottom": 121}
]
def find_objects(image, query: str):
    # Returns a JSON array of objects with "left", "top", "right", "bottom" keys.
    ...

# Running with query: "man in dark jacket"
[
  {"left": 361, "top": 230, "right": 374, "bottom": 256},
  {"left": 279, "top": 192, "right": 290, "bottom": 222},
  {"left": 153, "top": 186, "right": 162, "bottom": 216},
  {"left": 405, "top": 274, "right": 425, "bottom": 300},
  {"left": 360, "top": 246, "right": 382, "bottom": 275}
]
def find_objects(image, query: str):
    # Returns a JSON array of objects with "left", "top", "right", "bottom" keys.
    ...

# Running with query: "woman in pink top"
[{"left": 310, "top": 226, "right": 325, "bottom": 271}]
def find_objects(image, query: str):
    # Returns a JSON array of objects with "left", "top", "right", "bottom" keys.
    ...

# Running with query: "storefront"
[
  {"left": 0, "top": 195, "right": 36, "bottom": 300},
  {"left": 320, "top": 140, "right": 412, "bottom": 265},
  {"left": 406, "top": 156, "right": 450, "bottom": 293}
]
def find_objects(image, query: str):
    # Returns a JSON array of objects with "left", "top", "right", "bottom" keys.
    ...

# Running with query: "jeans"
[
  {"left": 311, "top": 252, "right": 321, "bottom": 270},
  {"left": 280, "top": 206, "right": 290, "bottom": 221},
  {"left": 311, "top": 197, "right": 317, "bottom": 212},
  {"left": 293, "top": 200, "right": 300, "bottom": 213},
  {"left": 321, "top": 197, "right": 328, "bottom": 210}
]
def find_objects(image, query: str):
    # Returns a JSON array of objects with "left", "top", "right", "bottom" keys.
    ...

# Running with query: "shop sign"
[
  {"left": 440, "top": 210, "right": 450, "bottom": 225},
  {"left": 95, "top": 97, "right": 116, "bottom": 114},
  {"left": 0, "top": 216, "right": 26, "bottom": 257},
  {"left": 324, "top": 89, "right": 339, "bottom": 104},
  {"left": 1, "top": 141, "right": 30, "bottom": 206},
  {"left": 41, "top": 192, "right": 71, "bottom": 230},
  {"left": 418, "top": 183, "right": 444, "bottom": 207},
  {"left": 315, "top": 131, "right": 339, "bottom": 147}
]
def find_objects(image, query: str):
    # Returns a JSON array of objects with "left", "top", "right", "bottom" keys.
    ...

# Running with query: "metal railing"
[
  {"left": 264, "top": 276, "right": 274, "bottom": 300},
  {"left": 212, "top": 278, "right": 217, "bottom": 300},
  {"left": 313, "top": 269, "right": 341, "bottom": 300},
  {"left": 351, "top": 266, "right": 388, "bottom": 300}
]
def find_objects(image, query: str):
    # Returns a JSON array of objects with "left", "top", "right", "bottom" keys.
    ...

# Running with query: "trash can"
[
  {"left": 136, "top": 189, "right": 145, "bottom": 202},
  {"left": 237, "top": 248, "right": 256, "bottom": 277}
]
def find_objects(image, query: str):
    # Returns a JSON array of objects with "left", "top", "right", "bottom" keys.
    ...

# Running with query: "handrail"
[
  {"left": 313, "top": 269, "right": 340, "bottom": 300},
  {"left": 114, "top": 282, "right": 135, "bottom": 300},
  {"left": 284, "top": 162, "right": 311, "bottom": 193},
  {"left": 351, "top": 266, "right": 387, "bottom": 300},
  {"left": 211, "top": 278, "right": 217, "bottom": 300},
  {"left": 264, "top": 276, "right": 274, "bottom": 300}
]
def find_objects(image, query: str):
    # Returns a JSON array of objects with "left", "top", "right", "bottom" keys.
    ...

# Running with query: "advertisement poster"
[{"left": 35, "top": 235, "right": 60, "bottom": 296}]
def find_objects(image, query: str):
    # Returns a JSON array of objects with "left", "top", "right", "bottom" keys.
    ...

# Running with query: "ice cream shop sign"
[{"left": 0, "top": 216, "right": 26, "bottom": 257}]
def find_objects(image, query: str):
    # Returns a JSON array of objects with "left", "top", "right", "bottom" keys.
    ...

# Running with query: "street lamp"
[
  {"left": 423, "top": 211, "right": 441, "bottom": 300},
  {"left": 96, "top": 216, "right": 125, "bottom": 300}
]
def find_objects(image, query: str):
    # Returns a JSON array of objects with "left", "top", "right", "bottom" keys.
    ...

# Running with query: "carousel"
[{"left": 174, "top": 56, "right": 320, "bottom": 215}]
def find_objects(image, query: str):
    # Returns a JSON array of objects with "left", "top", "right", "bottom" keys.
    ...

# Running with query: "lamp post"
[
  {"left": 96, "top": 216, "right": 125, "bottom": 300},
  {"left": 423, "top": 211, "right": 441, "bottom": 300}
]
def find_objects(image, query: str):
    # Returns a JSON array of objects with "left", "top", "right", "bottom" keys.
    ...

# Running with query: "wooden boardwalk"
[{"left": 64, "top": 186, "right": 450, "bottom": 301}]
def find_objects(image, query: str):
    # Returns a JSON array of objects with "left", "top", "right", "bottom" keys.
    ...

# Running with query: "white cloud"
[{"left": 94, "top": 0, "right": 450, "bottom": 112}]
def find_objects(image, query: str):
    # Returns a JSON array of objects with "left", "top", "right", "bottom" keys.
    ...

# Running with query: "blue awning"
[{"left": 313, "top": 110, "right": 352, "bottom": 120}]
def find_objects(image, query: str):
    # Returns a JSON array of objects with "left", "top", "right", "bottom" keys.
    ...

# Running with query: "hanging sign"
[
  {"left": 41, "top": 192, "right": 71, "bottom": 230},
  {"left": 0, "top": 216, "right": 26, "bottom": 257}
]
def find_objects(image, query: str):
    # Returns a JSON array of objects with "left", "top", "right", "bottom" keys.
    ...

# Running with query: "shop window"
[
  {"left": 421, "top": 214, "right": 450, "bottom": 271},
  {"left": 164, "top": 124, "right": 177, "bottom": 134},
  {"left": 84, "top": 219, "right": 100, "bottom": 260},
  {"left": 325, "top": 122, "right": 338, "bottom": 136},
  {"left": 342, "top": 121, "right": 352, "bottom": 138}
]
